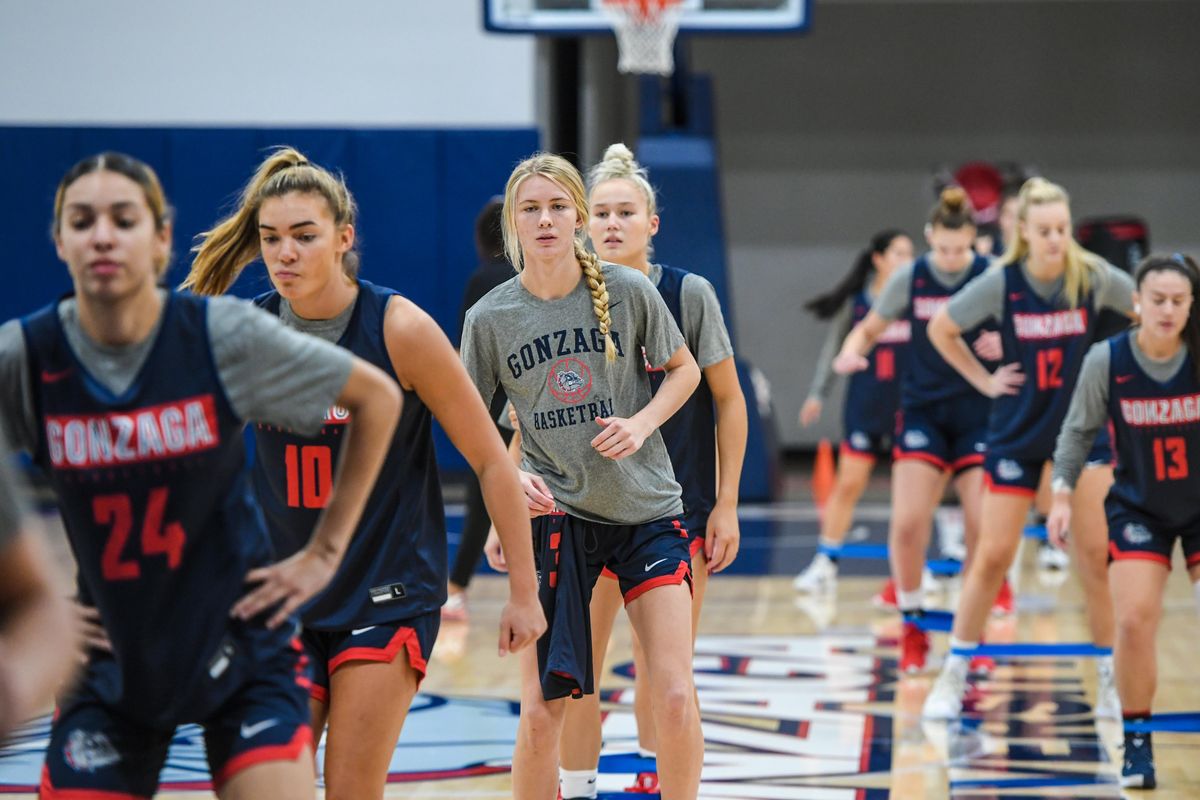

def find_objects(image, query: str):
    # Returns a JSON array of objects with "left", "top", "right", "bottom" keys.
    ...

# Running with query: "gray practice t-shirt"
[
  {"left": 0, "top": 430, "right": 30, "bottom": 548},
  {"left": 461, "top": 263, "right": 686, "bottom": 524},
  {"left": 648, "top": 264, "right": 734, "bottom": 370},
  {"left": 0, "top": 291, "right": 354, "bottom": 455},
  {"left": 1052, "top": 336, "right": 1189, "bottom": 490},
  {"left": 947, "top": 261, "right": 1135, "bottom": 331}
]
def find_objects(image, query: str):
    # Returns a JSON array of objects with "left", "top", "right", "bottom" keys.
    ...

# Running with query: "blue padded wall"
[{"left": 0, "top": 126, "right": 539, "bottom": 471}]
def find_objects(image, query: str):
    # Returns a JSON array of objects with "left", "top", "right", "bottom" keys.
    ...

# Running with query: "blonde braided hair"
[{"left": 502, "top": 153, "right": 617, "bottom": 362}]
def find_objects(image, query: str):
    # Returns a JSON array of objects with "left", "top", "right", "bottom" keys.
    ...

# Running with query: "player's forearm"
[{"left": 478, "top": 460, "right": 538, "bottom": 599}]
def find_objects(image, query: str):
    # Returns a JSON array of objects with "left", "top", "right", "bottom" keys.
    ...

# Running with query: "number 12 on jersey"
[
  {"left": 1036, "top": 348, "right": 1064, "bottom": 390},
  {"left": 285, "top": 444, "right": 333, "bottom": 508}
]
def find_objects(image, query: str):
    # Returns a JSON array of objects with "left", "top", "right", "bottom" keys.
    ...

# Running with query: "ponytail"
[
  {"left": 806, "top": 229, "right": 906, "bottom": 319},
  {"left": 184, "top": 146, "right": 359, "bottom": 296},
  {"left": 1135, "top": 252, "right": 1200, "bottom": 383}
]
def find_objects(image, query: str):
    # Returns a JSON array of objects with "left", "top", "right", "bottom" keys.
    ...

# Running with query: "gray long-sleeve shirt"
[{"left": 1051, "top": 334, "right": 1189, "bottom": 489}]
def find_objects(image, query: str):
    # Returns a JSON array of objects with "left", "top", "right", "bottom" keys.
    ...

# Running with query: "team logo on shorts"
[
  {"left": 547, "top": 358, "right": 592, "bottom": 404},
  {"left": 64, "top": 729, "right": 120, "bottom": 773},
  {"left": 850, "top": 431, "right": 871, "bottom": 451},
  {"left": 903, "top": 430, "right": 929, "bottom": 449},
  {"left": 996, "top": 459, "right": 1024, "bottom": 481},
  {"left": 1122, "top": 522, "right": 1153, "bottom": 545}
]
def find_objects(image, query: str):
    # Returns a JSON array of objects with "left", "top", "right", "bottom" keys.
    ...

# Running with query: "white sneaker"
[
  {"left": 1095, "top": 661, "right": 1121, "bottom": 720},
  {"left": 923, "top": 661, "right": 968, "bottom": 720},
  {"left": 793, "top": 553, "right": 837, "bottom": 593},
  {"left": 921, "top": 566, "right": 939, "bottom": 594},
  {"left": 936, "top": 506, "right": 967, "bottom": 561},
  {"left": 1037, "top": 541, "right": 1070, "bottom": 571}
]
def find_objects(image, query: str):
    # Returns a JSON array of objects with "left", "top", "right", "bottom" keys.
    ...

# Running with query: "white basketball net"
[{"left": 602, "top": 0, "right": 684, "bottom": 76}]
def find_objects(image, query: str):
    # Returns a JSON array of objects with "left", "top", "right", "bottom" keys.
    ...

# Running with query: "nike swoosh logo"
[
  {"left": 1115, "top": 374, "right": 1134, "bottom": 384},
  {"left": 608, "top": 300, "right": 622, "bottom": 310},
  {"left": 351, "top": 626, "right": 376, "bottom": 636},
  {"left": 644, "top": 558, "right": 669, "bottom": 572},
  {"left": 40, "top": 367, "right": 73, "bottom": 383},
  {"left": 240, "top": 718, "right": 278, "bottom": 739}
]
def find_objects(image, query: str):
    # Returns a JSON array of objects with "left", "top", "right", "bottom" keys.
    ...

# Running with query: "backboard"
[{"left": 483, "top": 0, "right": 811, "bottom": 34}]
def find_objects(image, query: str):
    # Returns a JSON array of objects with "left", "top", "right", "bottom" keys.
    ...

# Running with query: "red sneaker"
[
  {"left": 872, "top": 578, "right": 898, "bottom": 610},
  {"left": 969, "top": 653, "right": 995, "bottom": 676},
  {"left": 991, "top": 580, "right": 1014, "bottom": 616},
  {"left": 626, "top": 772, "right": 660, "bottom": 793},
  {"left": 899, "top": 621, "right": 929, "bottom": 674}
]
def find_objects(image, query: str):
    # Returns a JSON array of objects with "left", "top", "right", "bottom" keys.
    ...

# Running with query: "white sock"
[
  {"left": 1098, "top": 653, "right": 1114, "bottom": 674},
  {"left": 637, "top": 746, "right": 657, "bottom": 760},
  {"left": 946, "top": 637, "right": 977, "bottom": 670},
  {"left": 559, "top": 768, "right": 598, "bottom": 799},
  {"left": 897, "top": 589, "right": 923, "bottom": 612}
]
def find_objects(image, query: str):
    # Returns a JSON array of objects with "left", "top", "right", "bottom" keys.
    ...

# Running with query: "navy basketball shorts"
[
  {"left": 893, "top": 399, "right": 988, "bottom": 475},
  {"left": 841, "top": 407, "right": 897, "bottom": 461},
  {"left": 1105, "top": 497, "right": 1200, "bottom": 569},
  {"left": 302, "top": 610, "right": 441, "bottom": 704},
  {"left": 532, "top": 512, "right": 693, "bottom": 700},
  {"left": 600, "top": 508, "right": 707, "bottom": 578},
  {"left": 985, "top": 427, "right": 1117, "bottom": 496},
  {"left": 840, "top": 429, "right": 893, "bottom": 461},
  {"left": 40, "top": 640, "right": 311, "bottom": 797},
  {"left": 982, "top": 452, "right": 1043, "bottom": 495}
]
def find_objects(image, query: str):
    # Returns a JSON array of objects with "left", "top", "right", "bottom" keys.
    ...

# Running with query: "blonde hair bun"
[{"left": 601, "top": 142, "right": 637, "bottom": 165}]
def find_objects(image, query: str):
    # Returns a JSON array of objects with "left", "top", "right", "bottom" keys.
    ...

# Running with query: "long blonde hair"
[
  {"left": 183, "top": 146, "right": 358, "bottom": 295},
  {"left": 502, "top": 153, "right": 617, "bottom": 362},
  {"left": 999, "top": 177, "right": 1105, "bottom": 309}
]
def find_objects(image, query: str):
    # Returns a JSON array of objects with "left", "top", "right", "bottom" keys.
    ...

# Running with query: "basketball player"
[
  {"left": 460, "top": 153, "right": 703, "bottom": 800},
  {"left": 833, "top": 188, "right": 999, "bottom": 673},
  {"left": 1048, "top": 253, "right": 1200, "bottom": 789},
  {"left": 923, "top": 178, "right": 1135, "bottom": 721},
  {"left": 794, "top": 230, "right": 913, "bottom": 593},
  {"left": 2, "top": 152, "right": 401, "bottom": 798},
  {"left": 186, "top": 148, "right": 545, "bottom": 799},
  {"left": 549, "top": 142, "right": 746, "bottom": 798}
]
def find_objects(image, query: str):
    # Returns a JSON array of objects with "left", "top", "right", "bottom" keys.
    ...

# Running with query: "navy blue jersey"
[
  {"left": 645, "top": 265, "right": 717, "bottom": 521},
  {"left": 1106, "top": 332, "right": 1200, "bottom": 529},
  {"left": 846, "top": 290, "right": 910, "bottom": 435},
  {"left": 903, "top": 254, "right": 992, "bottom": 408},
  {"left": 253, "top": 281, "right": 447, "bottom": 629},
  {"left": 987, "top": 263, "right": 1098, "bottom": 460},
  {"left": 21, "top": 293, "right": 286, "bottom": 729}
]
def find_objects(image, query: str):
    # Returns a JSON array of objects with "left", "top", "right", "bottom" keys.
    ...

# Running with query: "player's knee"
[
  {"left": 519, "top": 700, "right": 564, "bottom": 750},
  {"left": 651, "top": 676, "right": 696, "bottom": 726},
  {"left": 1115, "top": 604, "right": 1158, "bottom": 639},
  {"left": 975, "top": 538, "right": 1017, "bottom": 574}
]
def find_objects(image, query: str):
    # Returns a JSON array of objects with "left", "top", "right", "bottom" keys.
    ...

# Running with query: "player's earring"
[{"left": 1134, "top": 304, "right": 1142, "bottom": 314}]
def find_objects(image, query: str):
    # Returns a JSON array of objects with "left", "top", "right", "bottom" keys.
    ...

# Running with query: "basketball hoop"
[{"left": 602, "top": 0, "right": 685, "bottom": 76}]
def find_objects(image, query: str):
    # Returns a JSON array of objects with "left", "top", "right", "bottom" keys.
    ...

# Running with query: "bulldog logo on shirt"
[{"left": 547, "top": 358, "right": 593, "bottom": 404}]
